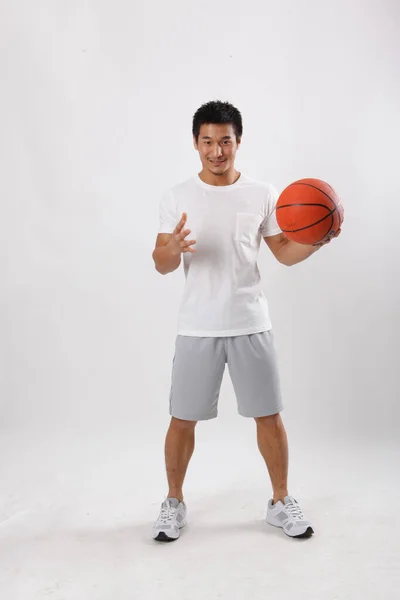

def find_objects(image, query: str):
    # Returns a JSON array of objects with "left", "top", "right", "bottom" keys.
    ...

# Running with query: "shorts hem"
[
  {"left": 238, "top": 405, "right": 284, "bottom": 418},
  {"left": 170, "top": 411, "right": 218, "bottom": 421}
]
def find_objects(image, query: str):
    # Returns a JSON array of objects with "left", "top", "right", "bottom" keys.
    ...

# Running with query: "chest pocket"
[{"left": 235, "top": 212, "right": 260, "bottom": 246}]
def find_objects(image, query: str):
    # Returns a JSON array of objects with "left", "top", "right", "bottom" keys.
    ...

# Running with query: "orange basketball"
[{"left": 276, "top": 178, "right": 344, "bottom": 245}]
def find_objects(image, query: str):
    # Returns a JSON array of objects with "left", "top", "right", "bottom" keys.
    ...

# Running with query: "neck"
[{"left": 198, "top": 167, "right": 241, "bottom": 187}]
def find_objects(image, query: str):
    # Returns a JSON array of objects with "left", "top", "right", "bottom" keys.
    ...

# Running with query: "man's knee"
[
  {"left": 170, "top": 416, "right": 197, "bottom": 430},
  {"left": 254, "top": 413, "right": 282, "bottom": 427}
]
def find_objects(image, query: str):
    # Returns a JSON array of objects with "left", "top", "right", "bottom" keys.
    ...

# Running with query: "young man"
[{"left": 151, "top": 100, "right": 340, "bottom": 542}]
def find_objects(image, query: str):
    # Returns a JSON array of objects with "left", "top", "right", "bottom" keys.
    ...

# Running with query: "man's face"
[{"left": 194, "top": 123, "right": 241, "bottom": 176}]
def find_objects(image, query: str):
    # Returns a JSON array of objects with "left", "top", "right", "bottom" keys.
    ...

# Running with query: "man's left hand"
[{"left": 313, "top": 228, "right": 342, "bottom": 248}]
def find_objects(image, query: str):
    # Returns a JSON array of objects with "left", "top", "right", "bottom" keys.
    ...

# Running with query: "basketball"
[{"left": 276, "top": 178, "right": 344, "bottom": 245}]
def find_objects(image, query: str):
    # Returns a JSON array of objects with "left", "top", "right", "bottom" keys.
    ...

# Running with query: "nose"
[{"left": 211, "top": 144, "right": 223, "bottom": 157}]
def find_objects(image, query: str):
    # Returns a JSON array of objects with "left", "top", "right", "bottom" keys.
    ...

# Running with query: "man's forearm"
[
  {"left": 276, "top": 238, "right": 320, "bottom": 266},
  {"left": 152, "top": 245, "right": 182, "bottom": 275}
]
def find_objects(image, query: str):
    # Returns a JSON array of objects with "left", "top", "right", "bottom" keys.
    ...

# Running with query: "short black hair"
[{"left": 192, "top": 100, "right": 243, "bottom": 142}]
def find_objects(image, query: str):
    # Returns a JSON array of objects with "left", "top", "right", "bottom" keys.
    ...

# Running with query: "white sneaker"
[
  {"left": 266, "top": 495, "right": 314, "bottom": 538},
  {"left": 152, "top": 498, "right": 187, "bottom": 542}
]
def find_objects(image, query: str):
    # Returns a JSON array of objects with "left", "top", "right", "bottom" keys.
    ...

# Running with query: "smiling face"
[{"left": 194, "top": 123, "right": 241, "bottom": 178}]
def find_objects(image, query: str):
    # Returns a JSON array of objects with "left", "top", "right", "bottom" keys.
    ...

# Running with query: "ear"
[
  {"left": 236, "top": 137, "right": 242, "bottom": 148},
  {"left": 193, "top": 136, "right": 199, "bottom": 150}
]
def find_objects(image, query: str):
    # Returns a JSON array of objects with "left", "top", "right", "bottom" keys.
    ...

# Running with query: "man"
[{"left": 151, "top": 100, "right": 340, "bottom": 542}]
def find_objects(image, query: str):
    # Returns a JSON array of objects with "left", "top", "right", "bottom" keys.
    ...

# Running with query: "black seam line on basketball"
[
  {"left": 324, "top": 213, "right": 335, "bottom": 242},
  {"left": 318, "top": 211, "right": 335, "bottom": 243},
  {"left": 277, "top": 203, "right": 335, "bottom": 211},
  {"left": 287, "top": 182, "right": 337, "bottom": 209},
  {"left": 280, "top": 208, "right": 337, "bottom": 233}
]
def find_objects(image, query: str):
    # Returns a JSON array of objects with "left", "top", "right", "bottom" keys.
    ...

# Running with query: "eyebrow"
[{"left": 201, "top": 135, "right": 232, "bottom": 140}]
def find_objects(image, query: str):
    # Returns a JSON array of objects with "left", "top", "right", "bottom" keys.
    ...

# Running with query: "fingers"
[
  {"left": 181, "top": 238, "right": 196, "bottom": 253},
  {"left": 313, "top": 227, "right": 341, "bottom": 247},
  {"left": 325, "top": 228, "right": 341, "bottom": 243},
  {"left": 183, "top": 244, "right": 196, "bottom": 253},
  {"left": 173, "top": 213, "right": 196, "bottom": 252},
  {"left": 177, "top": 228, "right": 191, "bottom": 241},
  {"left": 173, "top": 212, "right": 187, "bottom": 234}
]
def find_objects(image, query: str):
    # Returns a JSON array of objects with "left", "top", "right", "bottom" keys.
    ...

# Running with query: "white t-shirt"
[{"left": 158, "top": 173, "right": 282, "bottom": 337}]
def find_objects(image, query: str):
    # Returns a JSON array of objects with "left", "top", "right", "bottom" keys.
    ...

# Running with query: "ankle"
[
  {"left": 272, "top": 491, "right": 288, "bottom": 505},
  {"left": 167, "top": 491, "right": 183, "bottom": 503}
]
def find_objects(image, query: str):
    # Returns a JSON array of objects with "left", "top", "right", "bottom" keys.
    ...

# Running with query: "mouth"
[{"left": 209, "top": 159, "right": 226, "bottom": 166}]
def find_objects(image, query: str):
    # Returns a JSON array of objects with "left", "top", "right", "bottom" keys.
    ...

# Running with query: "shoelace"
[
  {"left": 284, "top": 497, "right": 304, "bottom": 520},
  {"left": 159, "top": 501, "right": 177, "bottom": 524}
]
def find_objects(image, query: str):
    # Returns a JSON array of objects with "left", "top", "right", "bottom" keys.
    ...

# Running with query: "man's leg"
[
  {"left": 152, "top": 335, "right": 225, "bottom": 542},
  {"left": 165, "top": 336, "right": 225, "bottom": 501},
  {"left": 257, "top": 412, "right": 314, "bottom": 538},
  {"left": 255, "top": 413, "right": 289, "bottom": 504},
  {"left": 227, "top": 331, "right": 286, "bottom": 503},
  {"left": 165, "top": 417, "right": 197, "bottom": 502}
]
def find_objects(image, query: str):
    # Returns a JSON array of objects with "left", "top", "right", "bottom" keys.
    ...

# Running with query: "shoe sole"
[
  {"left": 291, "top": 526, "right": 314, "bottom": 539},
  {"left": 266, "top": 516, "right": 314, "bottom": 538},
  {"left": 152, "top": 521, "right": 186, "bottom": 542},
  {"left": 153, "top": 531, "right": 178, "bottom": 542}
]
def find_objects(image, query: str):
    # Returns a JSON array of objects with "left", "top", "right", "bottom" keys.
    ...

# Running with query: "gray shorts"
[{"left": 168, "top": 330, "right": 283, "bottom": 421}]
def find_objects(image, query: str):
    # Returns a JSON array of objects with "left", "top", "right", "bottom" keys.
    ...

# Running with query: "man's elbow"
[
  {"left": 275, "top": 251, "right": 294, "bottom": 267},
  {"left": 278, "top": 257, "right": 295, "bottom": 267}
]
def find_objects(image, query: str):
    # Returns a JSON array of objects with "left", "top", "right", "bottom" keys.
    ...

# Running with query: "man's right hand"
[{"left": 168, "top": 212, "right": 196, "bottom": 254}]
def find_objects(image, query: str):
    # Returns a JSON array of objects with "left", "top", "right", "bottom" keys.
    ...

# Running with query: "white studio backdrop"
[
  {"left": 1, "top": 2, "right": 400, "bottom": 599},
  {"left": 1, "top": 0, "right": 399, "bottom": 441}
]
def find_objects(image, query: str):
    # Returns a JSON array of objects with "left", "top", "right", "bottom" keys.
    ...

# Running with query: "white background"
[{"left": 1, "top": 1, "right": 399, "bottom": 598}]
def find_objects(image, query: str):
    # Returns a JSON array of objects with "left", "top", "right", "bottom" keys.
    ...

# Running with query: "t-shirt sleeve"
[
  {"left": 260, "top": 184, "right": 282, "bottom": 237},
  {"left": 158, "top": 189, "right": 178, "bottom": 234}
]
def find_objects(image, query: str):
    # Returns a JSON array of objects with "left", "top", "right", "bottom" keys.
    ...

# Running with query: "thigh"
[
  {"left": 169, "top": 336, "right": 226, "bottom": 421},
  {"left": 227, "top": 330, "right": 283, "bottom": 418}
]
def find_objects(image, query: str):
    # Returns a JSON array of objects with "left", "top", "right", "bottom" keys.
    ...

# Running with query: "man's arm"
[
  {"left": 152, "top": 212, "right": 196, "bottom": 275},
  {"left": 152, "top": 233, "right": 182, "bottom": 275},
  {"left": 264, "top": 230, "right": 341, "bottom": 266}
]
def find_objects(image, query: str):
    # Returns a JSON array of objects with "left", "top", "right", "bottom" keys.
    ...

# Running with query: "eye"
[{"left": 223, "top": 140, "right": 231, "bottom": 145}]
